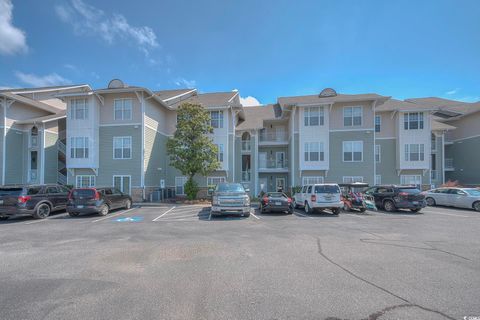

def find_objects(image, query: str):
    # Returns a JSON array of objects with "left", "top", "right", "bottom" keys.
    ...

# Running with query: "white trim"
[
  {"left": 75, "top": 175, "right": 96, "bottom": 188},
  {"left": 329, "top": 128, "right": 374, "bottom": 132},
  {"left": 140, "top": 92, "right": 145, "bottom": 199},
  {"left": 207, "top": 176, "right": 226, "bottom": 186},
  {"left": 44, "top": 129, "right": 58, "bottom": 135},
  {"left": 113, "top": 136, "right": 132, "bottom": 159},
  {"left": 342, "top": 141, "right": 364, "bottom": 162},
  {"left": 228, "top": 91, "right": 239, "bottom": 103},
  {"left": 113, "top": 175, "right": 132, "bottom": 194},
  {"left": 400, "top": 174, "right": 422, "bottom": 185},
  {"left": 113, "top": 98, "right": 133, "bottom": 121},
  {"left": 375, "top": 137, "right": 396, "bottom": 140},
  {"left": 342, "top": 176, "right": 364, "bottom": 183},
  {"left": 175, "top": 176, "right": 187, "bottom": 195},
  {"left": 14, "top": 85, "right": 91, "bottom": 95},
  {"left": 343, "top": 106, "right": 363, "bottom": 127},
  {"left": 40, "top": 125, "right": 45, "bottom": 184},
  {"left": 2, "top": 97, "right": 6, "bottom": 185},
  {"left": 99, "top": 123, "right": 142, "bottom": 127},
  {"left": 144, "top": 124, "right": 173, "bottom": 137},
  {"left": 451, "top": 134, "right": 480, "bottom": 143},
  {"left": 162, "top": 89, "right": 197, "bottom": 102}
]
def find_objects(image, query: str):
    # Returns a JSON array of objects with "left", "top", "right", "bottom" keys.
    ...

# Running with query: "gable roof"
[
  {"left": 236, "top": 105, "right": 277, "bottom": 131},
  {"left": 406, "top": 97, "right": 480, "bottom": 118},
  {"left": 169, "top": 92, "right": 240, "bottom": 109},
  {"left": 278, "top": 93, "right": 388, "bottom": 107},
  {"left": 154, "top": 89, "right": 196, "bottom": 101},
  {"left": 375, "top": 98, "right": 431, "bottom": 112},
  {"left": 0, "top": 91, "right": 64, "bottom": 114}
]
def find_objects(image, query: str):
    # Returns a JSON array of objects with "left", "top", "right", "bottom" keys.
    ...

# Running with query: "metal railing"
[
  {"left": 57, "top": 173, "right": 67, "bottom": 185},
  {"left": 57, "top": 140, "right": 66, "bottom": 154},
  {"left": 445, "top": 158, "right": 454, "bottom": 170},
  {"left": 58, "top": 160, "right": 66, "bottom": 171},
  {"left": 259, "top": 159, "right": 289, "bottom": 170},
  {"left": 241, "top": 171, "right": 251, "bottom": 181},
  {"left": 259, "top": 132, "right": 288, "bottom": 143},
  {"left": 241, "top": 141, "right": 251, "bottom": 152}
]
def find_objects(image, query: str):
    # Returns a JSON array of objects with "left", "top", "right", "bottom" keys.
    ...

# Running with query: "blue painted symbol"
[{"left": 115, "top": 216, "right": 143, "bottom": 222}]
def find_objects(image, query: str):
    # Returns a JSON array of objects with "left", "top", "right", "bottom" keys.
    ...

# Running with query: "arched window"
[{"left": 30, "top": 126, "right": 38, "bottom": 147}]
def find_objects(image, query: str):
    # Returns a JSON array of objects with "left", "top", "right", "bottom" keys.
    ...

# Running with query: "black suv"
[
  {"left": 364, "top": 185, "right": 426, "bottom": 213},
  {"left": 0, "top": 184, "right": 70, "bottom": 220},
  {"left": 66, "top": 187, "right": 132, "bottom": 217}
]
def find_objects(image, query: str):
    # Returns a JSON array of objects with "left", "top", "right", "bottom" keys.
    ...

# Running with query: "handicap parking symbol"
[{"left": 115, "top": 216, "right": 143, "bottom": 222}]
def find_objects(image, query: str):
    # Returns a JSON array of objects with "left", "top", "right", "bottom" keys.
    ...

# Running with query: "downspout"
[
  {"left": 2, "top": 97, "right": 6, "bottom": 185},
  {"left": 231, "top": 107, "right": 235, "bottom": 182},
  {"left": 372, "top": 100, "right": 377, "bottom": 185},
  {"left": 254, "top": 129, "right": 259, "bottom": 195},
  {"left": 40, "top": 123, "right": 45, "bottom": 184},
  {"left": 291, "top": 106, "right": 296, "bottom": 189},
  {"left": 141, "top": 92, "right": 145, "bottom": 200},
  {"left": 442, "top": 132, "right": 445, "bottom": 184}
]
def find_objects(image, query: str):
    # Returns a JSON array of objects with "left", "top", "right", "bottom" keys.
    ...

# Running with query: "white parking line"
[
  {"left": 152, "top": 206, "right": 176, "bottom": 222},
  {"left": 24, "top": 213, "right": 68, "bottom": 225},
  {"left": 424, "top": 210, "right": 470, "bottom": 218},
  {"left": 91, "top": 208, "right": 137, "bottom": 223},
  {"left": 250, "top": 210, "right": 260, "bottom": 220},
  {"left": 293, "top": 210, "right": 311, "bottom": 218}
]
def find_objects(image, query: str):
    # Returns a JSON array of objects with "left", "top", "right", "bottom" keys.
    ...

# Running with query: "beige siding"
[
  {"left": 376, "top": 111, "right": 396, "bottom": 138},
  {"left": 144, "top": 99, "right": 175, "bottom": 134},
  {"left": 44, "top": 120, "right": 59, "bottom": 133},
  {"left": 100, "top": 92, "right": 142, "bottom": 125},
  {"left": 144, "top": 127, "right": 169, "bottom": 187},
  {"left": 6, "top": 101, "right": 50, "bottom": 127},
  {"left": 329, "top": 101, "right": 374, "bottom": 130},
  {"left": 445, "top": 111, "right": 480, "bottom": 141}
]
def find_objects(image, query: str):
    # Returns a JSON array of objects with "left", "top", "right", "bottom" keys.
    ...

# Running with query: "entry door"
[
  {"left": 259, "top": 152, "right": 267, "bottom": 169},
  {"left": 259, "top": 178, "right": 267, "bottom": 193},
  {"left": 276, "top": 152, "right": 285, "bottom": 168},
  {"left": 276, "top": 178, "right": 285, "bottom": 192}
]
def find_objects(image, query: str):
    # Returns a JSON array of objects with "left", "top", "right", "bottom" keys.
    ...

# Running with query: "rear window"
[
  {"left": 71, "top": 189, "right": 96, "bottom": 198},
  {"left": 315, "top": 185, "right": 340, "bottom": 194},
  {"left": 465, "top": 189, "right": 480, "bottom": 196},
  {"left": 398, "top": 188, "right": 421, "bottom": 194},
  {"left": 0, "top": 188, "right": 23, "bottom": 196}
]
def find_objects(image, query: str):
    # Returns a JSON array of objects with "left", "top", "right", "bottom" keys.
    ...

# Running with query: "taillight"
[
  {"left": 311, "top": 194, "right": 317, "bottom": 202},
  {"left": 263, "top": 197, "right": 269, "bottom": 204},
  {"left": 94, "top": 191, "right": 101, "bottom": 200},
  {"left": 399, "top": 192, "right": 409, "bottom": 197},
  {"left": 18, "top": 196, "right": 31, "bottom": 204},
  {"left": 287, "top": 198, "right": 292, "bottom": 203},
  {"left": 67, "top": 191, "right": 73, "bottom": 200}
]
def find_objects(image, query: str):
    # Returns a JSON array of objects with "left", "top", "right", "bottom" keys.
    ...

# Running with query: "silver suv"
[{"left": 211, "top": 183, "right": 251, "bottom": 217}]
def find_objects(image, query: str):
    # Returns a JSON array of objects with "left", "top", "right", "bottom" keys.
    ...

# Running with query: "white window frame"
[
  {"left": 70, "top": 137, "right": 89, "bottom": 159},
  {"left": 207, "top": 176, "right": 226, "bottom": 186},
  {"left": 114, "top": 99, "right": 133, "bottom": 120},
  {"left": 403, "top": 112, "right": 424, "bottom": 130},
  {"left": 76, "top": 175, "right": 95, "bottom": 188},
  {"left": 304, "top": 142, "right": 324, "bottom": 162},
  {"left": 71, "top": 98, "right": 88, "bottom": 120},
  {"left": 210, "top": 111, "right": 224, "bottom": 129},
  {"left": 113, "top": 175, "right": 131, "bottom": 194},
  {"left": 343, "top": 141, "right": 363, "bottom": 162},
  {"left": 216, "top": 144, "right": 224, "bottom": 162},
  {"left": 375, "top": 144, "right": 381, "bottom": 163},
  {"left": 400, "top": 175, "right": 422, "bottom": 186},
  {"left": 404, "top": 144, "right": 425, "bottom": 162},
  {"left": 113, "top": 136, "right": 132, "bottom": 159},
  {"left": 375, "top": 174, "right": 382, "bottom": 185},
  {"left": 302, "top": 176, "right": 324, "bottom": 185},
  {"left": 375, "top": 115, "right": 381, "bottom": 132},
  {"left": 175, "top": 176, "right": 187, "bottom": 195},
  {"left": 343, "top": 106, "right": 363, "bottom": 127},
  {"left": 304, "top": 106, "right": 324, "bottom": 126},
  {"left": 343, "top": 176, "right": 364, "bottom": 183}
]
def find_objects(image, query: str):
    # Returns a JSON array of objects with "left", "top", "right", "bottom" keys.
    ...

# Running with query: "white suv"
[{"left": 293, "top": 184, "right": 342, "bottom": 215}]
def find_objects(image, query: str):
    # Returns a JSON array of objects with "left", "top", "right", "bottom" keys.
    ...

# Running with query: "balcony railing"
[
  {"left": 259, "top": 132, "right": 288, "bottom": 143},
  {"left": 58, "top": 173, "right": 67, "bottom": 185},
  {"left": 57, "top": 140, "right": 66, "bottom": 155},
  {"left": 259, "top": 159, "right": 289, "bottom": 170},
  {"left": 241, "top": 171, "right": 251, "bottom": 181},
  {"left": 241, "top": 141, "right": 251, "bottom": 152},
  {"left": 445, "top": 158, "right": 454, "bottom": 170}
]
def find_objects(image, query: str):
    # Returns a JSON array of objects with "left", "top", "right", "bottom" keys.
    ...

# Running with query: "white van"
[{"left": 293, "top": 184, "right": 342, "bottom": 215}]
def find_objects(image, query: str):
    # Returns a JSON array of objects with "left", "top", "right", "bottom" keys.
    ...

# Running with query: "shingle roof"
[
  {"left": 236, "top": 105, "right": 277, "bottom": 131},
  {"left": 405, "top": 97, "right": 480, "bottom": 117},
  {"left": 0, "top": 92, "right": 64, "bottom": 114},
  {"left": 169, "top": 92, "right": 240, "bottom": 109},
  {"left": 431, "top": 119, "right": 456, "bottom": 131},
  {"left": 15, "top": 110, "right": 67, "bottom": 124},
  {"left": 375, "top": 98, "right": 427, "bottom": 112},
  {"left": 278, "top": 93, "right": 387, "bottom": 107},
  {"left": 154, "top": 89, "right": 196, "bottom": 101}
]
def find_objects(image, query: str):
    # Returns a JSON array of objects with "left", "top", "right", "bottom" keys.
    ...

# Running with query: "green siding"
[
  {"left": 445, "top": 136, "right": 480, "bottom": 185},
  {"left": 44, "top": 131, "right": 58, "bottom": 184},
  {"left": 0, "top": 128, "right": 3, "bottom": 184},
  {"left": 144, "top": 127, "right": 169, "bottom": 187},
  {"left": 293, "top": 133, "right": 300, "bottom": 187},
  {"left": 258, "top": 173, "right": 289, "bottom": 192},
  {"left": 328, "top": 131, "right": 375, "bottom": 184},
  {"left": 375, "top": 139, "right": 399, "bottom": 185},
  {"left": 5, "top": 129, "right": 25, "bottom": 184}
]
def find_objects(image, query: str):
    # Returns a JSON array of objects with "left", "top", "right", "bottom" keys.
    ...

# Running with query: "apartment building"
[{"left": 0, "top": 85, "right": 89, "bottom": 186}]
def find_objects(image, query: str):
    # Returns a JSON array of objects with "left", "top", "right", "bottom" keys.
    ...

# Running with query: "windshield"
[
  {"left": 399, "top": 188, "right": 421, "bottom": 194},
  {"left": 315, "top": 185, "right": 340, "bottom": 193},
  {"left": 0, "top": 187, "right": 23, "bottom": 196},
  {"left": 71, "top": 189, "right": 96, "bottom": 199},
  {"left": 267, "top": 192, "right": 285, "bottom": 198},
  {"left": 465, "top": 189, "right": 480, "bottom": 196},
  {"left": 216, "top": 183, "right": 245, "bottom": 193}
]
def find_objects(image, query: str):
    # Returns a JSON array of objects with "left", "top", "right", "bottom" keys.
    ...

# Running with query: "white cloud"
[
  {"left": 446, "top": 88, "right": 459, "bottom": 95},
  {"left": 55, "top": 0, "right": 158, "bottom": 55},
  {"left": 174, "top": 78, "right": 196, "bottom": 88},
  {"left": 240, "top": 95, "right": 261, "bottom": 107},
  {"left": 15, "top": 71, "right": 72, "bottom": 87},
  {"left": 0, "top": 0, "right": 28, "bottom": 55}
]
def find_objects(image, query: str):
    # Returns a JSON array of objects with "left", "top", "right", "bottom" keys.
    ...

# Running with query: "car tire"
[
  {"left": 293, "top": 199, "right": 299, "bottom": 209},
  {"left": 426, "top": 197, "right": 436, "bottom": 206},
  {"left": 343, "top": 203, "right": 351, "bottom": 212},
  {"left": 304, "top": 202, "right": 311, "bottom": 214},
  {"left": 383, "top": 200, "right": 396, "bottom": 212},
  {"left": 410, "top": 208, "right": 421, "bottom": 213},
  {"left": 243, "top": 212, "right": 251, "bottom": 217},
  {"left": 33, "top": 203, "right": 51, "bottom": 219},
  {"left": 68, "top": 212, "right": 80, "bottom": 217},
  {"left": 125, "top": 200, "right": 132, "bottom": 209},
  {"left": 360, "top": 208, "right": 366, "bottom": 213},
  {"left": 99, "top": 205, "right": 109, "bottom": 216},
  {"left": 0, "top": 216, "right": 9, "bottom": 221},
  {"left": 473, "top": 201, "right": 480, "bottom": 212},
  {"left": 332, "top": 208, "right": 340, "bottom": 215}
]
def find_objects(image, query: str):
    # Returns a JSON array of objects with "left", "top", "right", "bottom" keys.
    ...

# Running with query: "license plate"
[
  {"left": 412, "top": 201, "right": 418, "bottom": 205},
  {"left": 275, "top": 202, "right": 282, "bottom": 206},
  {"left": 0, "top": 200, "right": 3, "bottom": 205},
  {"left": 77, "top": 205, "right": 84, "bottom": 209}
]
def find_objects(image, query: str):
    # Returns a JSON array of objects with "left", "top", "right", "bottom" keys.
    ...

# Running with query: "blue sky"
[{"left": 0, "top": 0, "right": 479, "bottom": 105}]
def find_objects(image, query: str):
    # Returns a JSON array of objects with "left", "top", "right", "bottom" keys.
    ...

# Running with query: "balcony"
[
  {"left": 258, "top": 159, "right": 289, "bottom": 173},
  {"left": 241, "top": 171, "right": 251, "bottom": 182},
  {"left": 259, "top": 132, "right": 288, "bottom": 146},
  {"left": 445, "top": 158, "right": 454, "bottom": 171},
  {"left": 241, "top": 141, "right": 251, "bottom": 152}
]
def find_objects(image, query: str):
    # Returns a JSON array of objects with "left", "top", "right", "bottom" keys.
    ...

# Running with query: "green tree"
[{"left": 166, "top": 103, "right": 220, "bottom": 200}]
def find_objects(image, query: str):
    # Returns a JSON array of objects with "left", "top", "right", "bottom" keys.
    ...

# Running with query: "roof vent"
[
  {"left": 108, "top": 79, "right": 126, "bottom": 89},
  {"left": 319, "top": 88, "right": 337, "bottom": 98}
]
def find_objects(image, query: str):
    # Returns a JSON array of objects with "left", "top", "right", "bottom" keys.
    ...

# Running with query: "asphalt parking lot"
[{"left": 1, "top": 204, "right": 479, "bottom": 320}]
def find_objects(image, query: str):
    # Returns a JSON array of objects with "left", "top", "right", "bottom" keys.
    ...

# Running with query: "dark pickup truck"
[{"left": 0, "top": 184, "right": 70, "bottom": 220}]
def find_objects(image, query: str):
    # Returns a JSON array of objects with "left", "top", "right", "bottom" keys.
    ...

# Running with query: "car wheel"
[
  {"left": 383, "top": 200, "right": 396, "bottom": 212},
  {"left": 332, "top": 208, "right": 340, "bottom": 215},
  {"left": 359, "top": 208, "right": 366, "bottom": 213},
  {"left": 293, "top": 199, "right": 298, "bottom": 209},
  {"left": 410, "top": 208, "right": 421, "bottom": 213},
  {"left": 34, "top": 203, "right": 51, "bottom": 219},
  {"left": 99, "top": 205, "right": 109, "bottom": 216},
  {"left": 343, "top": 203, "right": 351, "bottom": 212},
  {"left": 426, "top": 197, "right": 436, "bottom": 206},
  {"left": 243, "top": 212, "right": 251, "bottom": 217},
  {"left": 0, "top": 216, "right": 9, "bottom": 221},
  {"left": 304, "top": 202, "right": 311, "bottom": 214},
  {"left": 124, "top": 200, "right": 132, "bottom": 209},
  {"left": 68, "top": 212, "right": 80, "bottom": 217},
  {"left": 473, "top": 201, "right": 480, "bottom": 212}
]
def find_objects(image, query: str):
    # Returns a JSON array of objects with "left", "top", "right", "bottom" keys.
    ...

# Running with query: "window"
[
  {"left": 304, "top": 106, "right": 324, "bottom": 126},
  {"left": 70, "top": 137, "right": 89, "bottom": 159},
  {"left": 113, "top": 137, "right": 132, "bottom": 159},
  {"left": 304, "top": 142, "right": 324, "bottom": 162},
  {"left": 113, "top": 175, "right": 131, "bottom": 194},
  {"left": 216, "top": 144, "right": 224, "bottom": 162},
  {"left": 404, "top": 112, "right": 424, "bottom": 130},
  {"left": 400, "top": 175, "right": 422, "bottom": 185},
  {"left": 375, "top": 174, "right": 382, "bottom": 185},
  {"left": 207, "top": 177, "right": 226, "bottom": 186},
  {"left": 46, "top": 186, "right": 59, "bottom": 194},
  {"left": 404, "top": 144, "right": 425, "bottom": 161},
  {"left": 71, "top": 99, "right": 88, "bottom": 120},
  {"left": 114, "top": 99, "right": 133, "bottom": 120},
  {"left": 210, "top": 111, "right": 224, "bottom": 128},
  {"left": 344, "top": 106, "right": 363, "bottom": 126},
  {"left": 375, "top": 145, "right": 381, "bottom": 163},
  {"left": 343, "top": 176, "right": 364, "bottom": 183},
  {"left": 76, "top": 175, "right": 95, "bottom": 188},
  {"left": 175, "top": 176, "right": 187, "bottom": 195},
  {"left": 307, "top": 186, "right": 312, "bottom": 193},
  {"left": 375, "top": 115, "right": 381, "bottom": 132},
  {"left": 302, "top": 176, "right": 324, "bottom": 185},
  {"left": 343, "top": 141, "right": 363, "bottom": 162}
]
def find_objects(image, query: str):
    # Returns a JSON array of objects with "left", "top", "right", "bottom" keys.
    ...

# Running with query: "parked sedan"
[
  {"left": 260, "top": 192, "right": 293, "bottom": 214},
  {"left": 424, "top": 187, "right": 480, "bottom": 211},
  {"left": 67, "top": 187, "right": 132, "bottom": 217}
]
